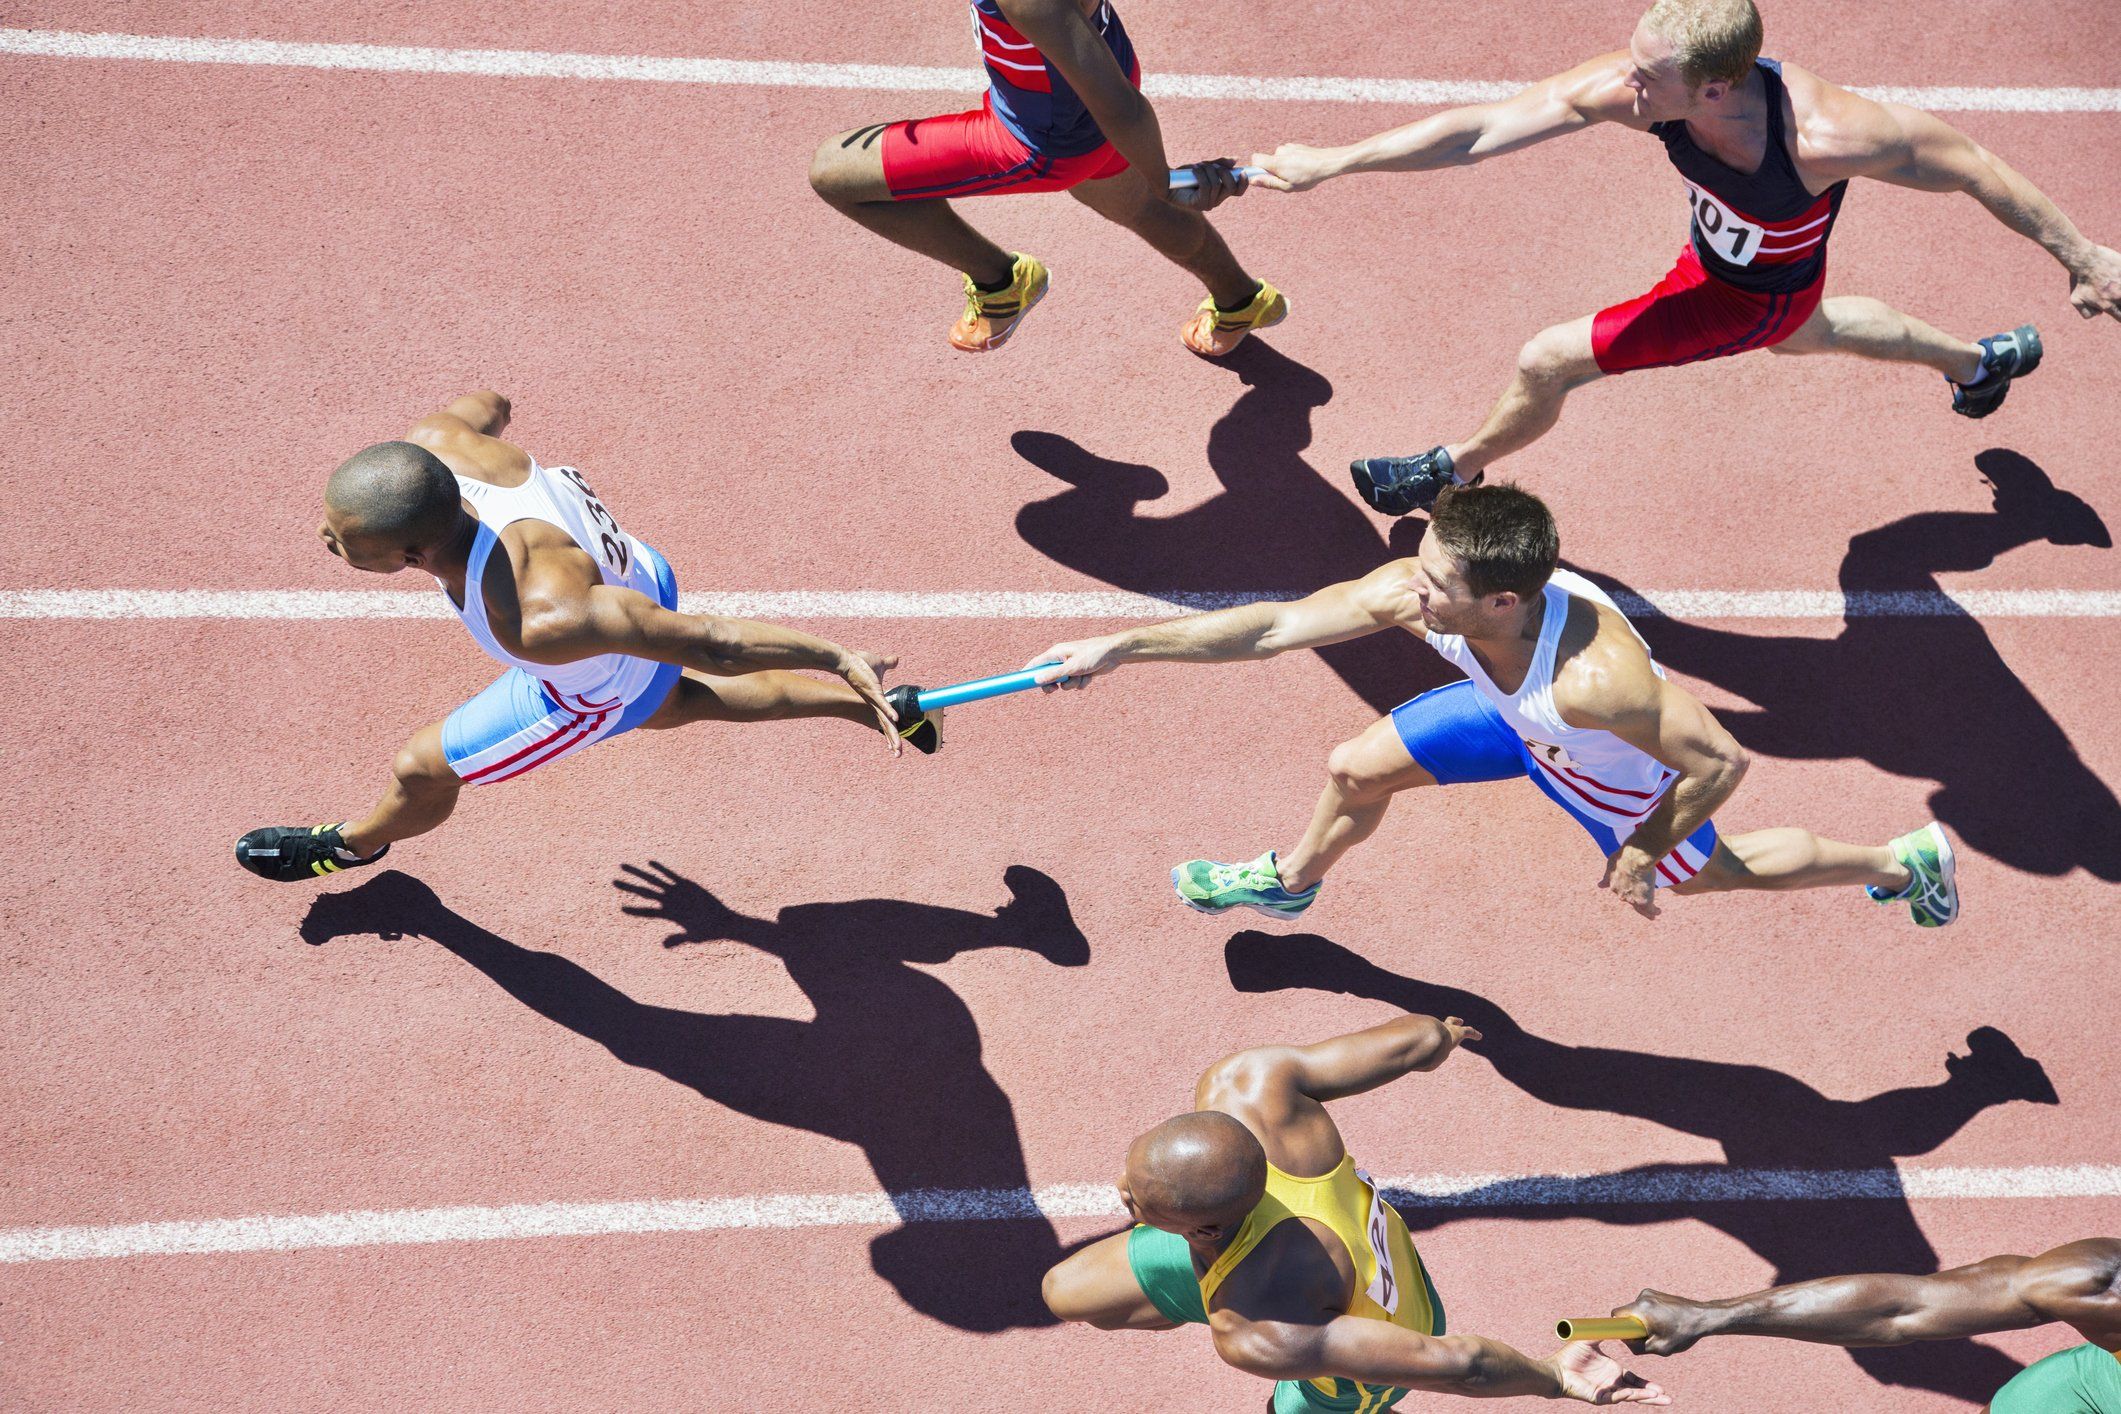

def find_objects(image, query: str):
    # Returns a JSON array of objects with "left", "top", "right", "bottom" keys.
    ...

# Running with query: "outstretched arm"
[
  {"left": 1217, "top": 1319, "right": 1669, "bottom": 1404},
  {"left": 1024, "top": 558, "right": 1421, "bottom": 688},
  {"left": 1806, "top": 88, "right": 2121, "bottom": 320},
  {"left": 1250, "top": 56, "right": 1641, "bottom": 192},
  {"left": 1616, "top": 1240, "right": 2121, "bottom": 1356}
]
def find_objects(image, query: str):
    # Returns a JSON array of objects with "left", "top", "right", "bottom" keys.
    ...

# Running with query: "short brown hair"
[
  {"left": 1429, "top": 482, "right": 1559, "bottom": 600},
  {"left": 1643, "top": 0, "right": 1763, "bottom": 87}
]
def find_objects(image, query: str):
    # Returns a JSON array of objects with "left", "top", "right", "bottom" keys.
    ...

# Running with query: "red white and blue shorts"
[
  {"left": 1591, "top": 243, "right": 1824, "bottom": 375},
  {"left": 880, "top": 96, "right": 1131, "bottom": 200},
  {"left": 440, "top": 544, "right": 682, "bottom": 787},
  {"left": 1391, "top": 681, "right": 1720, "bottom": 888}
]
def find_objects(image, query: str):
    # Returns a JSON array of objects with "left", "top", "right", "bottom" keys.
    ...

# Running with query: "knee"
[
  {"left": 806, "top": 141, "right": 847, "bottom": 203},
  {"left": 391, "top": 740, "right": 457, "bottom": 795},
  {"left": 1516, "top": 324, "right": 1591, "bottom": 385},
  {"left": 1326, "top": 738, "right": 1392, "bottom": 801},
  {"left": 1040, "top": 1259, "right": 1093, "bottom": 1325}
]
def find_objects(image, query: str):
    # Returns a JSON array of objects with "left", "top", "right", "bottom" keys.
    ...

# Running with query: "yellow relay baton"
[{"left": 1555, "top": 1316, "right": 1650, "bottom": 1342}]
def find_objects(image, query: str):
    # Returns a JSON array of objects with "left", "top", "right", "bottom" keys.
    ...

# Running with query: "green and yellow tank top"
[{"left": 1200, "top": 1156, "right": 1444, "bottom": 1410}]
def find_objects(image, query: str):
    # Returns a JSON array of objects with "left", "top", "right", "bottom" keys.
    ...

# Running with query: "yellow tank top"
[{"left": 1198, "top": 1155, "right": 1440, "bottom": 1403}]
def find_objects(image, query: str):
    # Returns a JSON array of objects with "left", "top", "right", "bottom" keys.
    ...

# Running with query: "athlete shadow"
[
  {"left": 299, "top": 864, "right": 1091, "bottom": 1333},
  {"left": 1584, "top": 449, "right": 2118, "bottom": 879},
  {"left": 1225, "top": 931, "right": 2060, "bottom": 1404},
  {"left": 1012, "top": 340, "right": 1446, "bottom": 716}
]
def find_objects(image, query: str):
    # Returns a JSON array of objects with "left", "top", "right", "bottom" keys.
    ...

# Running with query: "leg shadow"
[
  {"left": 301, "top": 865, "right": 1090, "bottom": 1332},
  {"left": 1226, "top": 930, "right": 2060, "bottom": 1402}
]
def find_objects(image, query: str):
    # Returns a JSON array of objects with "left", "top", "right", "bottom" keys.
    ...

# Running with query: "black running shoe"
[
  {"left": 1349, "top": 447, "right": 1478, "bottom": 516},
  {"left": 883, "top": 685, "right": 944, "bottom": 754},
  {"left": 1949, "top": 325, "right": 2041, "bottom": 419},
  {"left": 235, "top": 823, "right": 388, "bottom": 882}
]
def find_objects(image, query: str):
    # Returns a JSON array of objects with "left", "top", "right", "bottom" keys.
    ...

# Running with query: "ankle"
[
  {"left": 1275, "top": 854, "right": 1319, "bottom": 893},
  {"left": 1214, "top": 280, "right": 1263, "bottom": 313},
  {"left": 1441, "top": 444, "right": 1478, "bottom": 482},
  {"left": 970, "top": 258, "right": 1017, "bottom": 293}
]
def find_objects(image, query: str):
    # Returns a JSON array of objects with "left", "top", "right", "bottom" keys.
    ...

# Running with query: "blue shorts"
[
  {"left": 441, "top": 544, "right": 682, "bottom": 787},
  {"left": 1390, "top": 681, "right": 1719, "bottom": 887}
]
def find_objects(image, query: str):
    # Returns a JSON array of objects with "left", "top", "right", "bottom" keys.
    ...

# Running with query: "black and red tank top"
[{"left": 1650, "top": 59, "right": 1845, "bottom": 294}]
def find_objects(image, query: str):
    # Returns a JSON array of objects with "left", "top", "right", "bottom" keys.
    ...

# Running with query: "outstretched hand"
[
  {"left": 1551, "top": 1342, "right": 1673, "bottom": 1405},
  {"left": 1613, "top": 1291, "right": 1717, "bottom": 1358},
  {"left": 2069, "top": 243, "right": 2121, "bottom": 321},
  {"left": 1411, "top": 1016, "right": 1484, "bottom": 1071},
  {"left": 837, "top": 649, "right": 902, "bottom": 753},
  {"left": 1247, "top": 143, "right": 1337, "bottom": 193},
  {"left": 1598, "top": 848, "right": 1661, "bottom": 919},
  {"left": 1024, "top": 634, "right": 1126, "bottom": 691},
  {"left": 1171, "top": 158, "right": 1248, "bottom": 211}
]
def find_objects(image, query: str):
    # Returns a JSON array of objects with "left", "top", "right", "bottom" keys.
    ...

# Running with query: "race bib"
[
  {"left": 1684, "top": 181, "right": 1765, "bottom": 266},
  {"left": 1355, "top": 1169, "right": 1400, "bottom": 1315},
  {"left": 552, "top": 466, "right": 633, "bottom": 578}
]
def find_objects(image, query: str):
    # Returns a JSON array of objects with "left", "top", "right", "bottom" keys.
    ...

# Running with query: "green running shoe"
[
  {"left": 1864, "top": 821, "right": 1958, "bottom": 927},
  {"left": 1171, "top": 851, "right": 1319, "bottom": 919}
]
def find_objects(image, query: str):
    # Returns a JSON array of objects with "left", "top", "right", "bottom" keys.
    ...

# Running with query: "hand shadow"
[
  {"left": 301, "top": 865, "right": 1089, "bottom": 1332},
  {"left": 1581, "top": 450, "right": 2116, "bottom": 879},
  {"left": 1012, "top": 340, "right": 1445, "bottom": 716},
  {"left": 1227, "top": 930, "right": 2061, "bottom": 1405}
]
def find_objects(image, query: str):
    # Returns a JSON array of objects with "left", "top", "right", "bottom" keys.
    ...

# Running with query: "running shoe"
[
  {"left": 1864, "top": 821, "right": 1958, "bottom": 927},
  {"left": 949, "top": 253, "right": 1050, "bottom": 352},
  {"left": 1171, "top": 851, "right": 1319, "bottom": 918},
  {"left": 1949, "top": 325, "right": 2041, "bottom": 418},
  {"left": 883, "top": 684, "right": 945, "bottom": 754},
  {"left": 235, "top": 823, "right": 388, "bottom": 882},
  {"left": 1181, "top": 280, "right": 1288, "bottom": 357},
  {"left": 1350, "top": 447, "right": 1480, "bottom": 517}
]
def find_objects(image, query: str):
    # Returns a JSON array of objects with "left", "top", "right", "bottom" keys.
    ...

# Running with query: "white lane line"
[
  {"left": 8, "top": 1164, "right": 2117, "bottom": 1263},
  {"left": 4, "top": 28, "right": 2119, "bottom": 113},
  {"left": 2, "top": 588, "right": 2118, "bottom": 621}
]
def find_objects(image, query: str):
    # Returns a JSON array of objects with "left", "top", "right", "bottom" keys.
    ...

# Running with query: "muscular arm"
[
  {"left": 1220, "top": 1319, "right": 1571, "bottom": 1398},
  {"left": 406, "top": 391, "right": 528, "bottom": 481},
  {"left": 1253, "top": 57, "right": 1643, "bottom": 191},
  {"left": 1000, "top": 0, "right": 1170, "bottom": 189},
  {"left": 1803, "top": 80, "right": 2121, "bottom": 318},
  {"left": 515, "top": 579, "right": 869, "bottom": 677},
  {"left": 1620, "top": 1240, "right": 2121, "bottom": 1356}
]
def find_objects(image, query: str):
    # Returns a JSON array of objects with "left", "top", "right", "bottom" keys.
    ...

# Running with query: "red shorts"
[
  {"left": 1591, "top": 243, "right": 1823, "bottom": 374},
  {"left": 880, "top": 98, "right": 1130, "bottom": 200}
]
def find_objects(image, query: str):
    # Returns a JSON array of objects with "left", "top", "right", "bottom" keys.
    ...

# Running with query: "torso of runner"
[
  {"left": 1202, "top": 1157, "right": 1443, "bottom": 1412},
  {"left": 971, "top": 0, "right": 1137, "bottom": 156},
  {"left": 441, "top": 459, "right": 663, "bottom": 710},
  {"left": 1652, "top": 58, "right": 1846, "bottom": 294}
]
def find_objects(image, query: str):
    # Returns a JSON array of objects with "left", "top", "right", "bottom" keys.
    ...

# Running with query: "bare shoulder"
[
  {"left": 2017, "top": 1239, "right": 2121, "bottom": 1338},
  {"left": 407, "top": 416, "right": 532, "bottom": 489},
  {"left": 1778, "top": 60, "right": 1901, "bottom": 171},
  {"left": 1195, "top": 1046, "right": 1304, "bottom": 1141},
  {"left": 1551, "top": 51, "right": 1653, "bottom": 128},
  {"left": 1208, "top": 1218, "right": 1353, "bottom": 1337},
  {"left": 1551, "top": 595, "right": 1658, "bottom": 721},
  {"left": 1350, "top": 556, "right": 1425, "bottom": 624}
]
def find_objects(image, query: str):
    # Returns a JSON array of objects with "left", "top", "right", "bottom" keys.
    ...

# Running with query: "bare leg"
[
  {"left": 640, "top": 670, "right": 879, "bottom": 731},
  {"left": 807, "top": 124, "right": 1014, "bottom": 285},
  {"left": 1041, "top": 1230, "right": 1179, "bottom": 1331},
  {"left": 1673, "top": 830, "right": 1909, "bottom": 896},
  {"left": 1769, "top": 296, "right": 1984, "bottom": 382},
  {"left": 1278, "top": 715, "right": 1439, "bottom": 892},
  {"left": 342, "top": 722, "right": 460, "bottom": 856},
  {"left": 1067, "top": 169, "right": 1258, "bottom": 307},
  {"left": 1445, "top": 315, "right": 1604, "bottom": 478}
]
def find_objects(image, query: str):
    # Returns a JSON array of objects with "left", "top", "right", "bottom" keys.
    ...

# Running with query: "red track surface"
[{"left": 3, "top": 3, "right": 2118, "bottom": 1409}]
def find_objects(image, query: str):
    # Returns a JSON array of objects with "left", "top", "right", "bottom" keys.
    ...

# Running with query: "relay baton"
[
  {"left": 1554, "top": 1316, "right": 1649, "bottom": 1343},
  {"left": 913, "top": 667, "right": 1068, "bottom": 712},
  {"left": 1169, "top": 164, "right": 1268, "bottom": 191}
]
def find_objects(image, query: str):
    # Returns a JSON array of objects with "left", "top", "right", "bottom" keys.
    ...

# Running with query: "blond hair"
[{"left": 1643, "top": 0, "right": 1763, "bottom": 87}]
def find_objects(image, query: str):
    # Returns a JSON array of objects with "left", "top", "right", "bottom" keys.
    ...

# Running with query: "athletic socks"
[{"left": 1215, "top": 281, "right": 1265, "bottom": 314}]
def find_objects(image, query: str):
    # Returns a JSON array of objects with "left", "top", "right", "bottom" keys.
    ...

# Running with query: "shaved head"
[
  {"left": 1125, "top": 1112, "right": 1268, "bottom": 1232},
  {"left": 326, "top": 441, "right": 462, "bottom": 548}
]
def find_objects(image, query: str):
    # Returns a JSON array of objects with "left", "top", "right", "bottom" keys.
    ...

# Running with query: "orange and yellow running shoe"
[
  {"left": 949, "top": 253, "right": 1050, "bottom": 352},
  {"left": 1181, "top": 280, "right": 1288, "bottom": 357}
]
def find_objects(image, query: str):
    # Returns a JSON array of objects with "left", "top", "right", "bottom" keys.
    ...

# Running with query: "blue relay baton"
[
  {"left": 913, "top": 667, "right": 1069, "bottom": 712},
  {"left": 1169, "top": 164, "right": 1267, "bottom": 193}
]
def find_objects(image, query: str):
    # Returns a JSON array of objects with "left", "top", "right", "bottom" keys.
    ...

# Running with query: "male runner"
[
  {"left": 1611, "top": 1238, "right": 2121, "bottom": 1412},
  {"left": 806, "top": 0, "right": 1286, "bottom": 356},
  {"left": 1246, "top": 0, "right": 2121, "bottom": 513},
  {"left": 1042, "top": 1009, "right": 1671, "bottom": 1407},
  {"left": 234, "top": 392, "right": 939, "bottom": 882},
  {"left": 1028, "top": 482, "right": 1956, "bottom": 924}
]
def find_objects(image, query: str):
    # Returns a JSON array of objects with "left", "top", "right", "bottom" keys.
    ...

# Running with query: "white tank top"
[
  {"left": 442, "top": 459, "right": 664, "bottom": 710},
  {"left": 1424, "top": 569, "right": 1679, "bottom": 830}
]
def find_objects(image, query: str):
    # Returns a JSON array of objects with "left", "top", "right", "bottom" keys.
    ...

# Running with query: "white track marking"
[
  {"left": 6, "top": 1165, "right": 2116, "bottom": 1263},
  {"left": 1, "top": 587, "right": 2117, "bottom": 621},
  {"left": 3, "top": 28, "right": 2119, "bottom": 113}
]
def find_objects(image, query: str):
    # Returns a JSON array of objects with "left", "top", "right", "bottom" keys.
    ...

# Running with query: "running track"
[{"left": 2, "top": 2, "right": 2117, "bottom": 1409}]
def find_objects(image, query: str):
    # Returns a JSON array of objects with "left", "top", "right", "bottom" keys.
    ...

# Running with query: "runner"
[
  {"left": 234, "top": 392, "right": 939, "bottom": 882},
  {"left": 1027, "top": 482, "right": 1956, "bottom": 924},
  {"left": 1610, "top": 1239, "right": 2121, "bottom": 1412},
  {"left": 806, "top": 0, "right": 1286, "bottom": 356},
  {"left": 1042, "top": 1008, "right": 1671, "bottom": 1407},
  {"left": 1246, "top": 0, "right": 2121, "bottom": 513}
]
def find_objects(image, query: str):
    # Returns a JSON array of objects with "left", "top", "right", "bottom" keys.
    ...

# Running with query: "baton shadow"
[
  {"left": 1226, "top": 931, "right": 2062, "bottom": 1404},
  {"left": 1580, "top": 449, "right": 2117, "bottom": 880},
  {"left": 300, "top": 865, "right": 1091, "bottom": 1333},
  {"left": 1012, "top": 340, "right": 1448, "bottom": 716}
]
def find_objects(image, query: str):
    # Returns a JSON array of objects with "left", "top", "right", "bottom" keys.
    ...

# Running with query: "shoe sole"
[
  {"left": 1916, "top": 822, "right": 1959, "bottom": 927},
  {"left": 1170, "top": 866, "right": 1313, "bottom": 919},
  {"left": 1180, "top": 298, "right": 1289, "bottom": 358},
  {"left": 952, "top": 276, "right": 1049, "bottom": 353}
]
